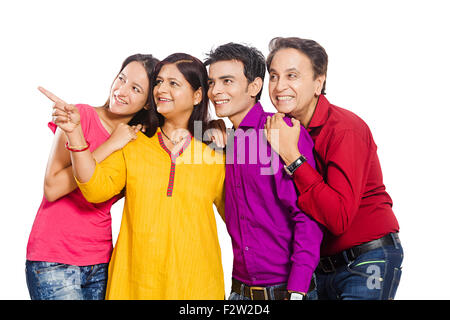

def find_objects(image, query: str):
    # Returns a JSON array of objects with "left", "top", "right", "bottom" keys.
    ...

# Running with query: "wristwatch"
[
  {"left": 288, "top": 291, "right": 306, "bottom": 300},
  {"left": 284, "top": 155, "right": 307, "bottom": 176}
]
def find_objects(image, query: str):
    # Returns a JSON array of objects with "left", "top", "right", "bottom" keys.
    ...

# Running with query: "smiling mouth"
[
  {"left": 276, "top": 96, "right": 294, "bottom": 101},
  {"left": 158, "top": 97, "right": 172, "bottom": 102},
  {"left": 214, "top": 99, "right": 230, "bottom": 105},
  {"left": 114, "top": 95, "right": 128, "bottom": 104}
]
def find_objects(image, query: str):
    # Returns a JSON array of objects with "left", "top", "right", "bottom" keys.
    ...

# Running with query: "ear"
[
  {"left": 193, "top": 87, "right": 203, "bottom": 106},
  {"left": 314, "top": 74, "right": 326, "bottom": 96},
  {"left": 248, "top": 77, "right": 263, "bottom": 98}
]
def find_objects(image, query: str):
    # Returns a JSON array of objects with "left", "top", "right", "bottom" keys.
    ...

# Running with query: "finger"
[
  {"left": 291, "top": 118, "right": 301, "bottom": 128},
  {"left": 38, "top": 86, "right": 66, "bottom": 104},
  {"left": 134, "top": 124, "right": 143, "bottom": 133},
  {"left": 52, "top": 108, "right": 68, "bottom": 117}
]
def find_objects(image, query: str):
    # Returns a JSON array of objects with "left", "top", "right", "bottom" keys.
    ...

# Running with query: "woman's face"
[
  {"left": 153, "top": 63, "right": 201, "bottom": 120},
  {"left": 108, "top": 61, "right": 149, "bottom": 116}
]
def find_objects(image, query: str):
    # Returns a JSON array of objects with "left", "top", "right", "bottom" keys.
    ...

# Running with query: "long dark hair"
[
  {"left": 147, "top": 53, "right": 210, "bottom": 141},
  {"left": 102, "top": 54, "right": 160, "bottom": 127}
]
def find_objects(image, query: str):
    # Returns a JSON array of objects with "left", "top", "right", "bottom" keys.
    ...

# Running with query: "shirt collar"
[
  {"left": 308, "top": 94, "right": 330, "bottom": 129},
  {"left": 237, "top": 102, "right": 264, "bottom": 129}
]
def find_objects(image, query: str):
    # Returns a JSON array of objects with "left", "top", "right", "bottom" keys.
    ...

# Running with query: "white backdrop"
[{"left": 1, "top": 0, "right": 449, "bottom": 300}]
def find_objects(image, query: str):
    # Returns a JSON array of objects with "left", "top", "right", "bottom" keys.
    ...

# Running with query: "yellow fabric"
[{"left": 77, "top": 129, "right": 226, "bottom": 299}]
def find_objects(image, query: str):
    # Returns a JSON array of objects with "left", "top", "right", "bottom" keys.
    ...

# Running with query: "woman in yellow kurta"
[{"left": 54, "top": 53, "right": 226, "bottom": 299}]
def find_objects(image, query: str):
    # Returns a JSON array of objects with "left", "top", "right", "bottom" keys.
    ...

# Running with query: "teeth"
[
  {"left": 159, "top": 98, "right": 171, "bottom": 102},
  {"left": 215, "top": 100, "right": 229, "bottom": 105},
  {"left": 277, "top": 96, "right": 293, "bottom": 101},
  {"left": 115, "top": 96, "right": 127, "bottom": 104}
]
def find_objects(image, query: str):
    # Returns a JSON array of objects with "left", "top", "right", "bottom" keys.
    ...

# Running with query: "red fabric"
[{"left": 293, "top": 95, "right": 399, "bottom": 256}]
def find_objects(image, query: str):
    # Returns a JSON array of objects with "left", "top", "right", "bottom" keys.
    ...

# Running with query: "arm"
[
  {"left": 272, "top": 125, "right": 322, "bottom": 293},
  {"left": 265, "top": 113, "right": 373, "bottom": 235},
  {"left": 293, "top": 130, "right": 373, "bottom": 235},
  {"left": 44, "top": 125, "right": 138, "bottom": 201},
  {"left": 40, "top": 87, "right": 128, "bottom": 202}
]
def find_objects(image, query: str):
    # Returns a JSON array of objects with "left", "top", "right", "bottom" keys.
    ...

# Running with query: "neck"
[
  {"left": 229, "top": 101, "right": 257, "bottom": 129},
  {"left": 290, "top": 95, "right": 319, "bottom": 128},
  {"left": 161, "top": 117, "right": 189, "bottom": 134},
  {"left": 102, "top": 107, "right": 135, "bottom": 130}
]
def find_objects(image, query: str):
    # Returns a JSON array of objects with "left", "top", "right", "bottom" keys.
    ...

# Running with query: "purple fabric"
[{"left": 224, "top": 102, "right": 323, "bottom": 293}]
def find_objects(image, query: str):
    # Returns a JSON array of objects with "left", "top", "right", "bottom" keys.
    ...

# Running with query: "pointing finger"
[{"left": 38, "top": 86, "right": 66, "bottom": 104}]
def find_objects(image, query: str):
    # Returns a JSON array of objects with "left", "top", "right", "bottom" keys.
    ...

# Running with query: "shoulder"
[{"left": 327, "top": 103, "right": 372, "bottom": 138}]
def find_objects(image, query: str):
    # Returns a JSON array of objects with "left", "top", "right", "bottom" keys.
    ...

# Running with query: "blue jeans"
[
  {"left": 25, "top": 260, "right": 108, "bottom": 300},
  {"left": 312, "top": 237, "right": 403, "bottom": 300}
]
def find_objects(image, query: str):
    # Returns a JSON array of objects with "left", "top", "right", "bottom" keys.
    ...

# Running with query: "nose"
[
  {"left": 115, "top": 83, "right": 129, "bottom": 97},
  {"left": 155, "top": 81, "right": 168, "bottom": 95},
  {"left": 275, "top": 77, "right": 288, "bottom": 92},
  {"left": 210, "top": 82, "right": 223, "bottom": 97}
]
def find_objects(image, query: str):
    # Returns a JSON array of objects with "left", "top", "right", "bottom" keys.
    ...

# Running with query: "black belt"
[
  {"left": 231, "top": 278, "right": 289, "bottom": 300},
  {"left": 231, "top": 277, "right": 316, "bottom": 300},
  {"left": 317, "top": 233, "right": 400, "bottom": 273}
]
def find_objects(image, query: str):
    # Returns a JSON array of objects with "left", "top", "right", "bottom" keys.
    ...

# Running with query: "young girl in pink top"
[{"left": 26, "top": 54, "right": 159, "bottom": 300}]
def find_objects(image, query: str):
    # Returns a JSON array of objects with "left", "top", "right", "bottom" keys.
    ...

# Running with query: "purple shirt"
[{"left": 224, "top": 102, "right": 323, "bottom": 293}]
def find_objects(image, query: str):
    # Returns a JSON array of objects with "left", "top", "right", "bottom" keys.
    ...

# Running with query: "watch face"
[{"left": 290, "top": 293, "right": 304, "bottom": 300}]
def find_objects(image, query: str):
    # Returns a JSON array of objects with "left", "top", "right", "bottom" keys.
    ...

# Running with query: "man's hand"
[{"left": 264, "top": 113, "right": 302, "bottom": 165}]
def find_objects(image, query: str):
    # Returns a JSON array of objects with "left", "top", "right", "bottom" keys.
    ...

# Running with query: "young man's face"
[{"left": 207, "top": 60, "right": 256, "bottom": 127}]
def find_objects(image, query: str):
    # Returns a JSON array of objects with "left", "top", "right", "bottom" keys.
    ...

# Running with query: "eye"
[
  {"left": 170, "top": 80, "right": 179, "bottom": 87},
  {"left": 224, "top": 79, "right": 232, "bottom": 85},
  {"left": 269, "top": 74, "right": 278, "bottom": 81},
  {"left": 207, "top": 80, "right": 214, "bottom": 87},
  {"left": 133, "top": 86, "right": 141, "bottom": 93},
  {"left": 155, "top": 79, "right": 163, "bottom": 85},
  {"left": 118, "top": 75, "right": 125, "bottom": 82},
  {"left": 288, "top": 73, "right": 297, "bottom": 79}
]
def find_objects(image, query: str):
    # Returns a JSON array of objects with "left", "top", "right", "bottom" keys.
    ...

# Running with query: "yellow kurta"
[{"left": 77, "top": 129, "right": 226, "bottom": 299}]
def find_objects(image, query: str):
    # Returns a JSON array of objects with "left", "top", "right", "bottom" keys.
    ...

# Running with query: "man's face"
[
  {"left": 268, "top": 48, "right": 324, "bottom": 120},
  {"left": 207, "top": 60, "right": 256, "bottom": 126}
]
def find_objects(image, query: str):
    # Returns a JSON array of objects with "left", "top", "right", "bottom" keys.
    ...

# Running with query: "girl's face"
[
  {"left": 108, "top": 61, "right": 149, "bottom": 116},
  {"left": 153, "top": 63, "right": 202, "bottom": 120}
]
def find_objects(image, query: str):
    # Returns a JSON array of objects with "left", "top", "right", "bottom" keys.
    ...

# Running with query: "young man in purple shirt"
[{"left": 205, "top": 43, "right": 323, "bottom": 300}]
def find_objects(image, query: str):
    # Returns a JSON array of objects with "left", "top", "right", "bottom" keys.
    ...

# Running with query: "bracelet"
[{"left": 65, "top": 141, "right": 90, "bottom": 152}]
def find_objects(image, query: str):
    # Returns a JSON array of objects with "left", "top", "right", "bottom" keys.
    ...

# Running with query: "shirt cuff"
[
  {"left": 287, "top": 265, "right": 315, "bottom": 293},
  {"left": 293, "top": 162, "right": 322, "bottom": 194}
]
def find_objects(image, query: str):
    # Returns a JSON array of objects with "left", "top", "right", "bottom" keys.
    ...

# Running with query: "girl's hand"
[
  {"left": 107, "top": 123, "right": 142, "bottom": 151},
  {"left": 38, "top": 86, "right": 80, "bottom": 133},
  {"left": 264, "top": 113, "right": 302, "bottom": 165}
]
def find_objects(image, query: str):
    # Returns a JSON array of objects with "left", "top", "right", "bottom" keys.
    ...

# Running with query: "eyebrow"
[
  {"left": 269, "top": 67, "right": 299, "bottom": 73},
  {"left": 208, "top": 75, "right": 236, "bottom": 81}
]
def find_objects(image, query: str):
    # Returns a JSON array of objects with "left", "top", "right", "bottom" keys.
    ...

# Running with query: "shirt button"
[{"left": 245, "top": 246, "right": 249, "bottom": 251}]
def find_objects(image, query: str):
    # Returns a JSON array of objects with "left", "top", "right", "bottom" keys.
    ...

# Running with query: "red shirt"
[{"left": 293, "top": 95, "right": 399, "bottom": 256}]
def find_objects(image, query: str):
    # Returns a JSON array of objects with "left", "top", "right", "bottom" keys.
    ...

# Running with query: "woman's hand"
[
  {"left": 264, "top": 113, "right": 302, "bottom": 165},
  {"left": 107, "top": 123, "right": 142, "bottom": 152},
  {"left": 38, "top": 86, "right": 80, "bottom": 133},
  {"left": 205, "top": 119, "right": 227, "bottom": 148}
]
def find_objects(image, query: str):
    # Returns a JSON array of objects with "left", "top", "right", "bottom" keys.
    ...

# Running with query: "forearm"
[
  {"left": 288, "top": 213, "right": 323, "bottom": 293},
  {"left": 43, "top": 144, "right": 114, "bottom": 201},
  {"left": 65, "top": 126, "right": 97, "bottom": 183},
  {"left": 44, "top": 166, "right": 78, "bottom": 201}
]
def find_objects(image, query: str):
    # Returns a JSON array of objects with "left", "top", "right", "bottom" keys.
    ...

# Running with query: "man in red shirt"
[{"left": 264, "top": 37, "right": 403, "bottom": 300}]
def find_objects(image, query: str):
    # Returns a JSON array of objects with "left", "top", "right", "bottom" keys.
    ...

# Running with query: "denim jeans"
[
  {"left": 312, "top": 236, "right": 403, "bottom": 300},
  {"left": 25, "top": 260, "right": 108, "bottom": 300}
]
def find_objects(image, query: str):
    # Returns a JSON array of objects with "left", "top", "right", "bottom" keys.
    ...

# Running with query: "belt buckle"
[
  {"left": 249, "top": 286, "right": 268, "bottom": 300},
  {"left": 319, "top": 257, "right": 335, "bottom": 273}
]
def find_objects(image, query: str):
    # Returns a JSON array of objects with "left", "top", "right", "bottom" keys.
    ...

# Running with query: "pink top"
[{"left": 27, "top": 104, "right": 121, "bottom": 266}]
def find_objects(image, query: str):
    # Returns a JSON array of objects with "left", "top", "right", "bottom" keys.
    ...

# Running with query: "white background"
[{"left": 1, "top": 0, "right": 449, "bottom": 300}]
